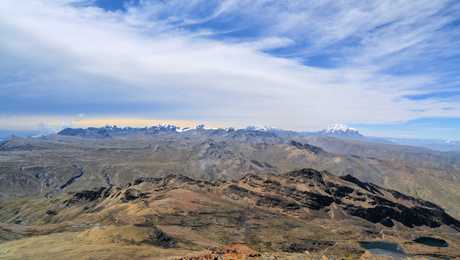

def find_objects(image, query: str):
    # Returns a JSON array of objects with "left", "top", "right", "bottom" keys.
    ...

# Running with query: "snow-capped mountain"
[{"left": 318, "top": 124, "right": 363, "bottom": 139}]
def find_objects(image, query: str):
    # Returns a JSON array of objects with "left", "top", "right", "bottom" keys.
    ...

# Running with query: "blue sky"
[
  {"left": 353, "top": 117, "right": 460, "bottom": 140},
  {"left": 1, "top": 0, "right": 460, "bottom": 139}
]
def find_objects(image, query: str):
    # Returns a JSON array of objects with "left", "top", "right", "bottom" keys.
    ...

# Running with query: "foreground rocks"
[{"left": 1, "top": 168, "right": 459, "bottom": 259}]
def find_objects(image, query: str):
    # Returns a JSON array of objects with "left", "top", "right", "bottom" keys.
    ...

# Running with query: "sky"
[{"left": 1, "top": 0, "right": 460, "bottom": 140}]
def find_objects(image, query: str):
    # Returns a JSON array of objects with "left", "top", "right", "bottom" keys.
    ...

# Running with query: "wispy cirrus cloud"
[{"left": 0, "top": 0, "right": 459, "bottom": 136}]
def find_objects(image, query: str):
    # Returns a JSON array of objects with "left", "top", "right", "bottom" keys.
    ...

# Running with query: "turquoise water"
[{"left": 360, "top": 241, "right": 407, "bottom": 259}]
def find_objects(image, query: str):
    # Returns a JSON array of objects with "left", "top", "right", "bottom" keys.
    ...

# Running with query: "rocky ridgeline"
[
  {"left": 57, "top": 125, "right": 279, "bottom": 139},
  {"left": 58, "top": 125, "right": 182, "bottom": 138},
  {"left": 2, "top": 167, "right": 459, "bottom": 259},
  {"left": 65, "top": 168, "right": 460, "bottom": 231}
]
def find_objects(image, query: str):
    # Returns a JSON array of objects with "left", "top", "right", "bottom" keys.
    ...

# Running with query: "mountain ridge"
[
  {"left": 55, "top": 124, "right": 460, "bottom": 151},
  {"left": 1, "top": 168, "right": 459, "bottom": 259},
  {"left": 2, "top": 126, "right": 460, "bottom": 220}
]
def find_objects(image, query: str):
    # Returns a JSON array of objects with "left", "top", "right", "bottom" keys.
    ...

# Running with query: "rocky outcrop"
[
  {"left": 121, "top": 188, "right": 149, "bottom": 202},
  {"left": 282, "top": 240, "right": 335, "bottom": 253},
  {"left": 176, "top": 244, "right": 261, "bottom": 260},
  {"left": 289, "top": 141, "right": 324, "bottom": 154},
  {"left": 64, "top": 168, "right": 460, "bottom": 232},
  {"left": 340, "top": 174, "right": 383, "bottom": 195},
  {"left": 228, "top": 169, "right": 460, "bottom": 230},
  {"left": 146, "top": 227, "right": 176, "bottom": 248},
  {"left": 344, "top": 201, "right": 460, "bottom": 229},
  {"left": 3, "top": 168, "right": 460, "bottom": 259},
  {"left": 64, "top": 186, "right": 112, "bottom": 206},
  {"left": 59, "top": 165, "right": 85, "bottom": 190}
]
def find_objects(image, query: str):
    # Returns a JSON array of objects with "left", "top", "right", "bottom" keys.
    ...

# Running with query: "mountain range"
[
  {"left": 1, "top": 125, "right": 460, "bottom": 258},
  {"left": 2, "top": 124, "right": 460, "bottom": 151}
]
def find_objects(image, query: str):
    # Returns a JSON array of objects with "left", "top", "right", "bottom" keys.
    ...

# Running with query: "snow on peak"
[
  {"left": 245, "top": 126, "right": 273, "bottom": 132},
  {"left": 319, "top": 124, "right": 363, "bottom": 138},
  {"left": 325, "top": 124, "right": 357, "bottom": 133}
]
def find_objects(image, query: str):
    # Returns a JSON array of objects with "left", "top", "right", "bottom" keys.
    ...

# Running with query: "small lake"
[
  {"left": 360, "top": 241, "right": 407, "bottom": 259},
  {"left": 413, "top": 237, "right": 448, "bottom": 247}
]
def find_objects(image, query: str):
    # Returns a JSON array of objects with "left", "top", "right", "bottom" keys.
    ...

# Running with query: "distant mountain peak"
[
  {"left": 325, "top": 124, "right": 356, "bottom": 133},
  {"left": 244, "top": 125, "right": 273, "bottom": 132},
  {"left": 319, "top": 124, "right": 363, "bottom": 138},
  {"left": 56, "top": 124, "right": 280, "bottom": 138}
]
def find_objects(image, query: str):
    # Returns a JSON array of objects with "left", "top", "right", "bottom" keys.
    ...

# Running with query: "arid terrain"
[
  {"left": 1, "top": 127, "right": 460, "bottom": 219},
  {"left": 0, "top": 127, "right": 459, "bottom": 259},
  {"left": 1, "top": 168, "right": 459, "bottom": 259}
]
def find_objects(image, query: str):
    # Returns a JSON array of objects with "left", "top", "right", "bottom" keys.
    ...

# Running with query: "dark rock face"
[
  {"left": 345, "top": 205, "right": 397, "bottom": 227},
  {"left": 134, "top": 174, "right": 214, "bottom": 188},
  {"left": 344, "top": 195, "right": 460, "bottom": 230},
  {"left": 243, "top": 169, "right": 460, "bottom": 230},
  {"left": 146, "top": 228, "right": 176, "bottom": 248},
  {"left": 286, "top": 168, "right": 326, "bottom": 185},
  {"left": 121, "top": 188, "right": 149, "bottom": 202},
  {"left": 65, "top": 187, "right": 111, "bottom": 206},
  {"left": 389, "top": 189, "right": 441, "bottom": 209},
  {"left": 282, "top": 240, "right": 335, "bottom": 253},
  {"left": 279, "top": 187, "right": 334, "bottom": 210},
  {"left": 133, "top": 176, "right": 162, "bottom": 185},
  {"left": 255, "top": 194, "right": 301, "bottom": 211},
  {"left": 64, "top": 168, "right": 460, "bottom": 233},
  {"left": 45, "top": 209, "right": 57, "bottom": 215},
  {"left": 340, "top": 174, "right": 383, "bottom": 195},
  {"left": 59, "top": 165, "right": 85, "bottom": 190},
  {"left": 229, "top": 173, "right": 334, "bottom": 211},
  {"left": 326, "top": 183, "right": 354, "bottom": 199},
  {"left": 289, "top": 141, "right": 324, "bottom": 154}
]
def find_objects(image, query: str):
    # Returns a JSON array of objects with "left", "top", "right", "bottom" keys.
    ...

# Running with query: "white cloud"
[{"left": 0, "top": 0, "right": 459, "bottom": 131}]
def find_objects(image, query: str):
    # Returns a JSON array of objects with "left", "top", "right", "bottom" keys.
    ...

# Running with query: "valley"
[{"left": 0, "top": 126, "right": 460, "bottom": 258}]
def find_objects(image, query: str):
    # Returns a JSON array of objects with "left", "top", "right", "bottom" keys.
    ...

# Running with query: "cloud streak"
[{"left": 0, "top": 0, "right": 459, "bottom": 132}]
